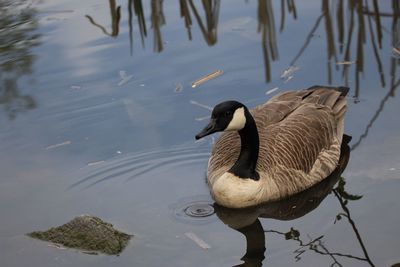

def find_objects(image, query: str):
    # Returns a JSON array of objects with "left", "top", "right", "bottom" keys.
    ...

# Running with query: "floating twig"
[
  {"left": 191, "top": 70, "right": 223, "bottom": 88},
  {"left": 87, "top": 161, "right": 105, "bottom": 166},
  {"left": 266, "top": 87, "right": 279, "bottom": 95},
  {"left": 336, "top": 61, "right": 356, "bottom": 65}
]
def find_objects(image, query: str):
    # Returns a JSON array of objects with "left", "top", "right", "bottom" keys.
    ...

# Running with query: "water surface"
[{"left": 1, "top": 1, "right": 400, "bottom": 266}]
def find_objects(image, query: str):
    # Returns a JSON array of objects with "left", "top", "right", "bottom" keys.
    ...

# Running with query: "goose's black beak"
[{"left": 195, "top": 119, "right": 219, "bottom": 140}]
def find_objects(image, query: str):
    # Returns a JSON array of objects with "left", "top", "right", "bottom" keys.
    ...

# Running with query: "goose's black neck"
[{"left": 228, "top": 108, "right": 260, "bottom": 180}]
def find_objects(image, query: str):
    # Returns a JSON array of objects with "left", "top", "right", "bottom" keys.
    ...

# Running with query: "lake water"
[{"left": 1, "top": 1, "right": 400, "bottom": 266}]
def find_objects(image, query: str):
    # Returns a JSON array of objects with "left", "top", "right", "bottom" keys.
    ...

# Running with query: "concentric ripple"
[
  {"left": 183, "top": 202, "right": 215, "bottom": 218},
  {"left": 171, "top": 196, "right": 216, "bottom": 225},
  {"left": 70, "top": 142, "right": 210, "bottom": 189}
]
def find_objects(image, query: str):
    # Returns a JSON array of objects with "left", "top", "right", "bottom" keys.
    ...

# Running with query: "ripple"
[
  {"left": 70, "top": 143, "right": 210, "bottom": 189},
  {"left": 184, "top": 202, "right": 215, "bottom": 217},
  {"left": 171, "top": 196, "right": 216, "bottom": 225}
]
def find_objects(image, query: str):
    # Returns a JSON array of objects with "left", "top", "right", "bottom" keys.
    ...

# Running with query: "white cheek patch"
[{"left": 225, "top": 107, "right": 246, "bottom": 131}]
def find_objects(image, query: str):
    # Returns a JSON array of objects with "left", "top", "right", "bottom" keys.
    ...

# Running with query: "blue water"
[{"left": 1, "top": 1, "right": 399, "bottom": 266}]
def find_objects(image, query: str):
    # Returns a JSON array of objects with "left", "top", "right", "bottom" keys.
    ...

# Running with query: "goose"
[{"left": 195, "top": 85, "right": 349, "bottom": 208}]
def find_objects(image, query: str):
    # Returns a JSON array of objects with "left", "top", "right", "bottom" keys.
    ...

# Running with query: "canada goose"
[
  {"left": 215, "top": 133, "right": 351, "bottom": 228},
  {"left": 195, "top": 85, "right": 349, "bottom": 208}
]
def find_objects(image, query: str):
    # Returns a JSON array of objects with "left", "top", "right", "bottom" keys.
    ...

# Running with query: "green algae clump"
[{"left": 28, "top": 215, "right": 132, "bottom": 255}]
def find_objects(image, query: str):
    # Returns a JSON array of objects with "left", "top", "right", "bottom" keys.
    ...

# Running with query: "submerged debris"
[
  {"left": 45, "top": 141, "right": 71, "bottom": 150},
  {"left": 118, "top": 70, "right": 133, "bottom": 86},
  {"left": 174, "top": 83, "right": 183, "bottom": 93},
  {"left": 191, "top": 70, "right": 223, "bottom": 88},
  {"left": 190, "top": 100, "right": 213, "bottom": 111},
  {"left": 184, "top": 232, "right": 211, "bottom": 250},
  {"left": 28, "top": 215, "right": 132, "bottom": 255},
  {"left": 280, "top": 66, "right": 299, "bottom": 83},
  {"left": 70, "top": 85, "right": 81, "bottom": 90}
]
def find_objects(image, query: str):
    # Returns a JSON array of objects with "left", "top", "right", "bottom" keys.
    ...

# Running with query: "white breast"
[{"left": 211, "top": 172, "right": 274, "bottom": 208}]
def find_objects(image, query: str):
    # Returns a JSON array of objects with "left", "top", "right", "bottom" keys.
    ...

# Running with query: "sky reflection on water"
[{"left": 0, "top": 1, "right": 400, "bottom": 267}]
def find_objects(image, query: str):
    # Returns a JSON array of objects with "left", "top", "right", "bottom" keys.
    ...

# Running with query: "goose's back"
[{"left": 207, "top": 87, "right": 347, "bottom": 202}]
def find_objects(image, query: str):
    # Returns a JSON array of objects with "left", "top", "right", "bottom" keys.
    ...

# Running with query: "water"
[{"left": 0, "top": 0, "right": 399, "bottom": 266}]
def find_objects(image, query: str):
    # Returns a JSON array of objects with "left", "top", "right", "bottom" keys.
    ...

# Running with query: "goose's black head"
[{"left": 195, "top": 101, "right": 247, "bottom": 140}]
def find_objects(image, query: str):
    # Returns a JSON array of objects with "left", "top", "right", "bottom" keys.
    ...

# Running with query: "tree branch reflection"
[
  {"left": 351, "top": 79, "right": 400, "bottom": 150},
  {"left": 85, "top": 0, "right": 121, "bottom": 37},
  {"left": 0, "top": 0, "right": 39, "bottom": 120}
]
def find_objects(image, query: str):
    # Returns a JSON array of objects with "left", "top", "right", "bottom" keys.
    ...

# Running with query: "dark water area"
[{"left": 0, "top": 0, "right": 399, "bottom": 266}]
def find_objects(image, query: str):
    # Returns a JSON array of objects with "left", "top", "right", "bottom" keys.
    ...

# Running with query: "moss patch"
[{"left": 28, "top": 215, "right": 132, "bottom": 255}]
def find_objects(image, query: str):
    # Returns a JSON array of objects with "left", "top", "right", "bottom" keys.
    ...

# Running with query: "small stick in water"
[
  {"left": 191, "top": 70, "right": 223, "bottom": 88},
  {"left": 266, "top": 87, "right": 279, "bottom": 95},
  {"left": 87, "top": 160, "right": 105, "bottom": 166}
]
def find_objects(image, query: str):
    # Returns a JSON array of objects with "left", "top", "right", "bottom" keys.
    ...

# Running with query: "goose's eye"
[{"left": 225, "top": 111, "right": 232, "bottom": 117}]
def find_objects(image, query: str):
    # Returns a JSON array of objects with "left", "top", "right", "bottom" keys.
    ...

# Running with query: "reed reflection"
[
  {"left": 112, "top": 0, "right": 399, "bottom": 151},
  {"left": 214, "top": 135, "right": 375, "bottom": 266},
  {"left": 91, "top": 0, "right": 399, "bottom": 96},
  {"left": 127, "top": 0, "right": 220, "bottom": 53},
  {"left": 151, "top": 0, "right": 166, "bottom": 52},
  {"left": 289, "top": 0, "right": 399, "bottom": 102},
  {"left": 258, "top": 0, "right": 278, "bottom": 82},
  {"left": 185, "top": 0, "right": 220, "bottom": 46},
  {"left": 85, "top": 1, "right": 399, "bottom": 151},
  {"left": 0, "top": 0, "right": 39, "bottom": 120},
  {"left": 128, "top": 0, "right": 147, "bottom": 52}
]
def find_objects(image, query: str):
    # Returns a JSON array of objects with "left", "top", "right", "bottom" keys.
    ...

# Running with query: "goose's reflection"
[{"left": 213, "top": 134, "right": 371, "bottom": 267}]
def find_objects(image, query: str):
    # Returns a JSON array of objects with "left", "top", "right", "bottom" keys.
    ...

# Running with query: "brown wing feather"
[{"left": 256, "top": 104, "right": 336, "bottom": 174}]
